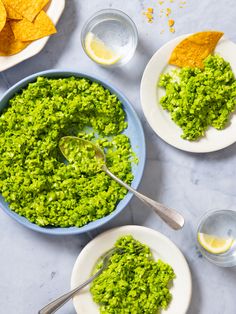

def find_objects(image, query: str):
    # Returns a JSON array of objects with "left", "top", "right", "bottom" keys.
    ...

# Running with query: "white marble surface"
[{"left": 1, "top": 1, "right": 236, "bottom": 313}]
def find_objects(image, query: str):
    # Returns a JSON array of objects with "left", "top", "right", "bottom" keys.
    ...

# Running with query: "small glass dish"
[
  {"left": 196, "top": 209, "right": 236, "bottom": 267},
  {"left": 81, "top": 9, "right": 138, "bottom": 67}
]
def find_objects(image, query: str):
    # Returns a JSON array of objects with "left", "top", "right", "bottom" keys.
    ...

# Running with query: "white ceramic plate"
[
  {"left": 0, "top": 0, "right": 65, "bottom": 72},
  {"left": 140, "top": 35, "right": 236, "bottom": 153},
  {"left": 71, "top": 225, "right": 192, "bottom": 314}
]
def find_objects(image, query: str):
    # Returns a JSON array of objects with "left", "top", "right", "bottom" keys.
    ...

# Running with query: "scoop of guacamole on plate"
[
  {"left": 159, "top": 55, "right": 236, "bottom": 141},
  {"left": 91, "top": 235, "right": 175, "bottom": 314},
  {"left": 0, "top": 77, "right": 136, "bottom": 228}
]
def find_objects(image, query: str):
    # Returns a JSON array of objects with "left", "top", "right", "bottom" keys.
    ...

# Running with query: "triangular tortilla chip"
[
  {"left": 169, "top": 31, "right": 224, "bottom": 68},
  {"left": 3, "top": 0, "right": 49, "bottom": 22},
  {"left": 0, "top": 0, "right": 7, "bottom": 32},
  {"left": 2, "top": 0, "right": 22, "bottom": 19},
  {"left": 10, "top": 10, "right": 56, "bottom": 41},
  {"left": 0, "top": 21, "right": 30, "bottom": 56}
]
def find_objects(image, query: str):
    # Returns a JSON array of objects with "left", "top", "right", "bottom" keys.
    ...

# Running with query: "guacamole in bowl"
[{"left": 0, "top": 70, "right": 145, "bottom": 235}]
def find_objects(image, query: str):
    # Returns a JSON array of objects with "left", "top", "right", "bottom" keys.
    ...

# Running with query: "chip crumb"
[
  {"left": 142, "top": 0, "right": 186, "bottom": 30},
  {"left": 166, "top": 7, "right": 171, "bottom": 16},
  {"left": 179, "top": 1, "right": 186, "bottom": 8},
  {"left": 168, "top": 19, "right": 175, "bottom": 27},
  {"left": 160, "top": 29, "right": 165, "bottom": 34},
  {"left": 144, "top": 7, "right": 154, "bottom": 22}
]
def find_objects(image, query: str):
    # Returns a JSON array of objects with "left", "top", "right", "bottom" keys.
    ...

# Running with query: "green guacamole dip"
[
  {"left": 0, "top": 77, "right": 136, "bottom": 227},
  {"left": 159, "top": 55, "right": 236, "bottom": 141},
  {"left": 91, "top": 235, "right": 175, "bottom": 314}
]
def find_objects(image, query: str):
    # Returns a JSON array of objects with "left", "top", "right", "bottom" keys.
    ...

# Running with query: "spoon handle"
[
  {"left": 104, "top": 167, "right": 184, "bottom": 230},
  {"left": 38, "top": 269, "right": 103, "bottom": 314}
]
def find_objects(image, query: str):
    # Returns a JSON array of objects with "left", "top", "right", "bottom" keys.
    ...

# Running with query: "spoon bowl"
[{"left": 59, "top": 136, "right": 105, "bottom": 165}]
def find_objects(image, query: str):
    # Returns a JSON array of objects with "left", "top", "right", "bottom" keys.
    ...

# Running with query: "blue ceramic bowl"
[{"left": 0, "top": 70, "right": 146, "bottom": 235}]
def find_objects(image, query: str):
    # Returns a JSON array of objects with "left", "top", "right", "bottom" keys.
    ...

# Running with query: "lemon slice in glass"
[
  {"left": 84, "top": 32, "right": 121, "bottom": 65},
  {"left": 197, "top": 232, "right": 234, "bottom": 254}
]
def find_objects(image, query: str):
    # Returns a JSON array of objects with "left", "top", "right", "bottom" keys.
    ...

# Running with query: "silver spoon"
[
  {"left": 38, "top": 247, "right": 121, "bottom": 314},
  {"left": 59, "top": 136, "right": 184, "bottom": 230}
]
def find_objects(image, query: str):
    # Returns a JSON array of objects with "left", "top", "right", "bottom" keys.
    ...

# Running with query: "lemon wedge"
[
  {"left": 197, "top": 232, "right": 234, "bottom": 254},
  {"left": 84, "top": 32, "right": 121, "bottom": 65}
]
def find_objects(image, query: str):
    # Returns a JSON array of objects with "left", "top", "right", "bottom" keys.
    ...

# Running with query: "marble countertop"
[{"left": 1, "top": 1, "right": 236, "bottom": 313}]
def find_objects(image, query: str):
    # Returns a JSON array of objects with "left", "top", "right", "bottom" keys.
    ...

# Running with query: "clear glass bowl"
[
  {"left": 81, "top": 9, "right": 138, "bottom": 67},
  {"left": 196, "top": 209, "right": 236, "bottom": 267}
]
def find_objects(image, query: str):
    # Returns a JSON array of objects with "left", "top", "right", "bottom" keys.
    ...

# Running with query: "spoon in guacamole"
[{"left": 59, "top": 136, "right": 184, "bottom": 230}]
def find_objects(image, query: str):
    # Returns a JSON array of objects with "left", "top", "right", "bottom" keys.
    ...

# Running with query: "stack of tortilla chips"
[{"left": 0, "top": 0, "right": 57, "bottom": 56}]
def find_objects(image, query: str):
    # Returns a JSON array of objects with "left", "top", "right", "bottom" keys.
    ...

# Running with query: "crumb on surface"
[
  {"left": 168, "top": 19, "right": 175, "bottom": 27},
  {"left": 143, "top": 1, "right": 186, "bottom": 29},
  {"left": 166, "top": 7, "right": 172, "bottom": 16},
  {"left": 144, "top": 7, "right": 154, "bottom": 22},
  {"left": 179, "top": 1, "right": 186, "bottom": 8}
]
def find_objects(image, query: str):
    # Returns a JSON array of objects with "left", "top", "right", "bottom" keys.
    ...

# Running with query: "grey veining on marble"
[{"left": 1, "top": 1, "right": 236, "bottom": 314}]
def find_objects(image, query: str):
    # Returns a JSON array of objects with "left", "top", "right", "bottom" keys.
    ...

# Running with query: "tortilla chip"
[
  {"left": 10, "top": 10, "right": 56, "bottom": 41},
  {"left": 4, "top": 0, "right": 49, "bottom": 22},
  {"left": 0, "top": 0, "right": 7, "bottom": 32},
  {"left": 0, "top": 21, "right": 30, "bottom": 56},
  {"left": 169, "top": 31, "right": 224, "bottom": 68},
  {"left": 2, "top": 0, "right": 22, "bottom": 19}
]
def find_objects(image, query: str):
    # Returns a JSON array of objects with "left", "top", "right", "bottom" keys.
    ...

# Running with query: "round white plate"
[
  {"left": 140, "top": 35, "right": 236, "bottom": 153},
  {"left": 71, "top": 225, "right": 192, "bottom": 314},
  {"left": 0, "top": 0, "right": 65, "bottom": 72}
]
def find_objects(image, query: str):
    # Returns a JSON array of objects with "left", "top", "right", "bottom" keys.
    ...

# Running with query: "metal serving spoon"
[
  {"left": 38, "top": 247, "right": 121, "bottom": 314},
  {"left": 59, "top": 136, "right": 184, "bottom": 230}
]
